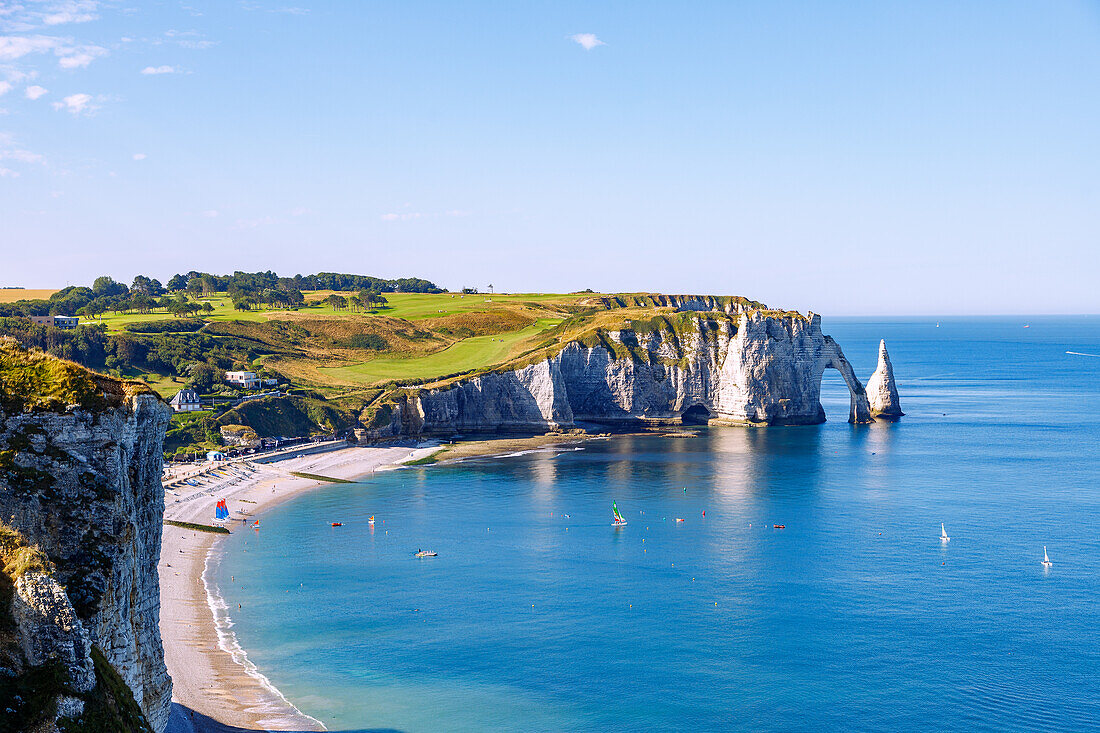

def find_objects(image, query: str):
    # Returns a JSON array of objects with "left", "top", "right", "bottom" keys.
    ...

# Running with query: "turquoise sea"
[{"left": 214, "top": 317, "right": 1100, "bottom": 732}]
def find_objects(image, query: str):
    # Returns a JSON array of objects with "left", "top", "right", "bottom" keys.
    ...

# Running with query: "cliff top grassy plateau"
[{"left": 0, "top": 271, "right": 794, "bottom": 455}]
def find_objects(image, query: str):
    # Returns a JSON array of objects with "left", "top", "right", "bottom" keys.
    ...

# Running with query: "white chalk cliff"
[
  {"left": 1, "top": 383, "right": 172, "bottom": 731},
  {"left": 373, "top": 306, "right": 900, "bottom": 436}
]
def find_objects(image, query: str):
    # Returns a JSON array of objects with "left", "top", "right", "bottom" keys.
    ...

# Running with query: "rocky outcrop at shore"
[
  {"left": 866, "top": 339, "right": 903, "bottom": 417},
  {"left": 372, "top": 307, "right": 894, "bottom": 437},
  {"left": 1, "top": 341, "right": 172, "bottom": 732}
]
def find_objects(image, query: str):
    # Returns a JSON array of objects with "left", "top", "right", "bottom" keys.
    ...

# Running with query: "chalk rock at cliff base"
[
  {"left": 866, "top": 339, "right": 903, "bottom": 417},
  {"left": 10, "top": 571, "right": 96, "bottom": 693}
]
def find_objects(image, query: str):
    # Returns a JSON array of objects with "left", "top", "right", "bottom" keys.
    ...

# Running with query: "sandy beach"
[
  {"left": 159, "top": 432, "right": 612, "bottom": 733},
  {"left": 160, "top": 442, "right": 432, "bottom": 733}
]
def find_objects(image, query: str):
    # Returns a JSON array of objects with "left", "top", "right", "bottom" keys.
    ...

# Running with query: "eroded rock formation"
[
  {"left": 866, "top": 339, "right": 903, "bottom": 417},
  {"left": 371, "top": 308, "right": 888, "bottom": 437},
  {"left": 0, "top": 343, "right": 172, "bottom": 731}
]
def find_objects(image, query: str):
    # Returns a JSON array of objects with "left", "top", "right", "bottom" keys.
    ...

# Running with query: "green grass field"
[
  {"left": 92, "top": 296, "right": 289, "bottom": 331},
  {"left": 318, "top": 317, "right": 562, "bottom": 385},
  {"left": 88, "top": 291, "right": 583, "bottom": 332}
]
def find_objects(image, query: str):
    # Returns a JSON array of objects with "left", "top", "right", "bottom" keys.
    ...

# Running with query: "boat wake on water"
[{"left": 1066, "top": 351, "right": 1100, "bottom": 357}]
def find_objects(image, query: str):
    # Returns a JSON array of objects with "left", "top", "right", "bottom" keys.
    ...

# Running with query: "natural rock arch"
[{"left": 821, "top": 336, "right": 873, "bottom": 424}]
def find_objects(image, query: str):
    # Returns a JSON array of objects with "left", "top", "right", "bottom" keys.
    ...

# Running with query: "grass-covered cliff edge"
[
  {"left": 0, "top": 341, "right": 170, "bottom": 732},
  {"left": 1, "top": 273, "right": 884, "bottom": 452}
]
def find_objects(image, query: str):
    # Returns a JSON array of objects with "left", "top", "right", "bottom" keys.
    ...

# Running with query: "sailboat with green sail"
[{"left": 612, "top": 502, "right": 628, "bottom": 527}]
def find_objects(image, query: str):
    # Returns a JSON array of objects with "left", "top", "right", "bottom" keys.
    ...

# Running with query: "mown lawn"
[
  {"left": 92, "top": 295, "right": 298, "bottom": 331},
  {"left": 318, "top": 318, "right": 562, "bottom": 385},
  {"left": 90, "top": 291, "right": 583, "bottom": 332}
]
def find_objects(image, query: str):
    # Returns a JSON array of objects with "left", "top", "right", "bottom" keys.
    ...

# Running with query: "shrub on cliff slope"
[
  {"left": 0, "top": 338, "right": 152, "bottom": 412},
  {"left": 0, "top": 524, "right": 153, "bottom": 733},
  {"left": 216, "top": 394, "right": 357, "bottom": 437}
]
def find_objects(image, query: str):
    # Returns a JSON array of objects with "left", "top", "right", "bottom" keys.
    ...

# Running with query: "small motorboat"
[
  {"left": 415, "top": 550, "right": 437, "bottom": 558},
  {"left": 773, "top": 524, "right": 785, "bottom": 529},
  {"left": 368, "top": 516, "right": 375, "bottom": 525},
  {"left": 1042, "top": 546, "right": 1052, "bottom": 568},
  {"left": 940, "top": 523, "right": 950, "bottom": 542},
  {"left": 331, "top": 522, "right": 343, "bottom": 527},
  {"left": 675, "top": 518, "right": 685, "bottom": 523}
]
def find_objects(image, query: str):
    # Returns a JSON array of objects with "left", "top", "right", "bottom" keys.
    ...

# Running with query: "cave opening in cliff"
[{"left": 681, "top": 404, "right": 713, "bottom": 425}]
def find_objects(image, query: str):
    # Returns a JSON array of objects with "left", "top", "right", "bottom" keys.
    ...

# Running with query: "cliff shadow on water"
[{"left": 167, "top": 703, "right": 405, "bottom": 733}]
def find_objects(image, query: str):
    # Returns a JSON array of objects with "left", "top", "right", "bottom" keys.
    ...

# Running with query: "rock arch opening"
[
  {"left": 681, "top": 404, "right": 714, "bottom": 425},
  {"left": 820, "top": 337, "right": 873, "bottom": 424}
]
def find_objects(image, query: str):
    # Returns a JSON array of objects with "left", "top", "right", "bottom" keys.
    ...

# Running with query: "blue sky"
[{"left": 1, "top": 1, "right": 1098, "bottom": 314}]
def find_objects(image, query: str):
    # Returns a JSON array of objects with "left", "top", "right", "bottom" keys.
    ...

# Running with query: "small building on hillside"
[
  {"left": 206, "top": 451, "right": 227, "bottom": 462},
  {"left": 225, "top": 371, "right": 261, "bottom": 389},
  {"left": 28, "top": 315, "right": 79, "bottom": 329},
  {"left": 169, "top": 389, "right": 202, "bottom": 413}
]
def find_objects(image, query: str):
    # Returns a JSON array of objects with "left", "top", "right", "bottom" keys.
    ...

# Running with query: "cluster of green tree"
[
  {"left": 0, "top": 270, "right": 441, "bottom": 319},
  {"left": 0, "top": 316, "right": 268, "bottom": 393},
  {"left": 323, "top": 290, "right": 390, "bottom": 312},
  {"left": 0, "top": 277, "right": 213, "bottom": 320},
  {"left": 171, "top": 270, "right": 442, "bottom": 296},
  {"left": 0, "top": 318, "right": 110, "bottom": 365}
]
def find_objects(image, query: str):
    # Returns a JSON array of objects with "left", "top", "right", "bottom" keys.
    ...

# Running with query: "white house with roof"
[
  {"left": 224, "top": 371, "right": 261, "bottom": 389},
  {"left": 169, "top": 388, "right": 202, "bottom": 412}
]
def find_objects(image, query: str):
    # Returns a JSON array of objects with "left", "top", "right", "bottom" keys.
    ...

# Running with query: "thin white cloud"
[
  {"left": 132, "top": 152, "right": 146, "bottom": 160},
  {"left": 42, "top": 1, "right": 100, "bottom": 26},
  {"left": 0, "top": 36, "right": 107, "bottom": 68},
  {"left": 201, "top": 209, "right": 219, "bottom": 218},
  {"left": 57, "top": 43, "right": 106, "bottom": 68},
  {"left": 289, "top": 206, "right": 311, "bottom": 216},
  {"left": 380, "top": 209, "right": 470, "bottom": 222},
  {"left": 240, "top": 2, "right": 310, "bottom": 14},
  {"left": 0, "top": 132, "right": 45, "bottom": 174},
  {"left": 570, "top": 33, "right": 605, "bottom": 51},
  {"left": 141, "top": 64, "right": 179, "bottom": 75},
  {"left": 1, "top": 2, "right": 101, "bottom": 31},
  {"left": 0, "top": 35, "right": 61, "bottom": 61},
  {"left": 52, "top": 91, "right": 94, "bottom": 114},
  {"left": 25, "top": 84, "right": 47, "bottom": 99},
  {"left": 0, "top": 80, "right": 10, "bottom": 96}
]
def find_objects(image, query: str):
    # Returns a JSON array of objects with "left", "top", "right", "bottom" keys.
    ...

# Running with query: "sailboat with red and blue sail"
[{"left": 213, "top": 499, "right": 230, "bottom": 523}]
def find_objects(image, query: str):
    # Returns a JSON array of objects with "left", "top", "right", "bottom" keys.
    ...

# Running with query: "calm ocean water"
[{"left": 214, "top": 317, "right": 1100, "bottom": 732}]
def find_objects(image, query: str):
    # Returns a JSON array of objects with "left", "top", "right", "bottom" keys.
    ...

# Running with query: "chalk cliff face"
[
  {"left": 376, "top": 309, "right": 890, "bottom": 437},
  {"left": 866, "top": 339, "right": 903, "bottom": 417},
  {"left": 0, "top": 387, "right": 172, "bottom": 731}
]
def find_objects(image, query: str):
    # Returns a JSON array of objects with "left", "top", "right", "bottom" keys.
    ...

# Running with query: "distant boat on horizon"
[
  {"left": 612, "top": 502, "right": 628, "bottom": 527},
  {"left": 940, "top": 523, "right": 950, "bottom": 542},
  {"left": 1042, "top": 546, "right": 1052, "bottom": 567}
]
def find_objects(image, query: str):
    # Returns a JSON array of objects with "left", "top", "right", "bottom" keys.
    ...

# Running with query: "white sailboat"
[
  {"left": 1042, "top": 547, "right": 1052, "bottom": 567},
  {"left": 940, "top": 523, "right": 950, "bottom": 542},
  {"left": 612, "top": 502, "right": 628, "bottom": 527}
]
